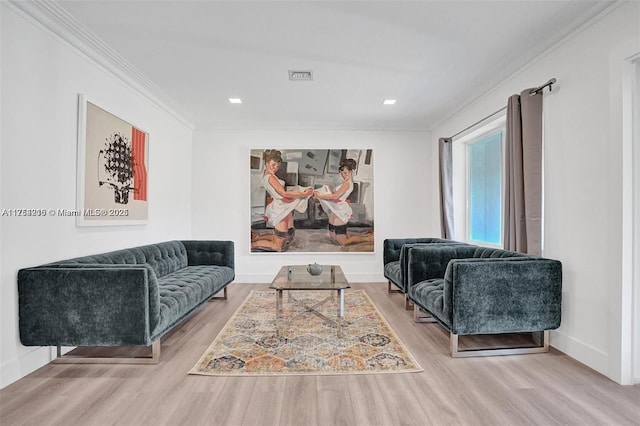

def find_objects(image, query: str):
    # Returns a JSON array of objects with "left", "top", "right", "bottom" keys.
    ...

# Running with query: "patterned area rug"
[{"left": 189, "top": 289, "right": 422, "bottom": 376}]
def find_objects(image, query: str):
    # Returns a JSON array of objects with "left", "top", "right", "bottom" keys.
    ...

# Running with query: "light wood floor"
[{"left": 1, "top": 282, "right": 639, "bottom": 426}]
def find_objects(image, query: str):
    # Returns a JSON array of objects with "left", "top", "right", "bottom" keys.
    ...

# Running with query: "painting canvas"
[
  {"left": 76, "top": 95, "right": 149, "bottom": 226},
  {"left": 251, "top": 148, "right": 374, "bottom": 253}
]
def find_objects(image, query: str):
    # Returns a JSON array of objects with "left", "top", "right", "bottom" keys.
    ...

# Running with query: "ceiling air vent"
[{"left": 288, "top": 70, "right": 313, "bottom": 81}]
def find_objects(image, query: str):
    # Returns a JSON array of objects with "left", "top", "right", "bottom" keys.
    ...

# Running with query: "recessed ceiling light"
[
  {"left": 228, "top": 98, "right": 242, "bottom": 104},
  {"left": 288, "top": 70, "right": 313, "bottom": 81},
  {"left": 383, "top": 99, "right": 396, "bottom": 105}
]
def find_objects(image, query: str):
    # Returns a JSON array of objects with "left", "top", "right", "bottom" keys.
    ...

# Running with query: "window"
[
  {"left": 468, "top": 131, "right": 502, "bottom": 245},
  {"left": 452, "top": 114, "right": 505, "bottom": 247}
]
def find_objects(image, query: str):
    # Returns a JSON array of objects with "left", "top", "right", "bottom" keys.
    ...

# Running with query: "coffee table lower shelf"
[{"left": 270, "top": 265, "right": 350, "bottom": 336}]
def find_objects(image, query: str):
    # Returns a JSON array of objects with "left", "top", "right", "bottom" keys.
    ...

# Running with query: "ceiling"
[{"left": 47, "top": 0, "right": 616, "bottom": 131}]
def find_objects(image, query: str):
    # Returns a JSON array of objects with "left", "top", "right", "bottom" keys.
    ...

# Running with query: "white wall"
[
  {"left": 431, "top": 2, "right": 640, "bottom": 384},
  {"left": 632, "top": 56, "right": 640, "bottom": 384},
  {"left": 0, "top": 5, "right": 194, "bottom": 388},
  {"left": 191, "top": 129, "right": 437, "bottom": 283}
]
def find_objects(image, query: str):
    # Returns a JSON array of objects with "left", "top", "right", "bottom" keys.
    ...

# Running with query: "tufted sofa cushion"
[
  {"left": 153, "top": 265, "right": 235, "bottom": 339},
  {"left": 408, "top": 278, "right": 448, "bottom": 327},
  {"left": 383, "top": 238, "right": 456, "bottom": 266},
  {"left": 57, "top": 241, "right": 188, "bottom": 278},
  {"left": 182, "top": 240, "right": 235, "bottom": 269},
  {"left": 406, "top": 245, "right": 528, "bottom": 287},
  {"left": 470, "top": 247, "right": 529, "bottom": 259},
  {"left": 383, "top": 238, "right": 465, "bottom": 292},
  {"left": 384, "top": 261, "right": 402, "bottom": 290}
]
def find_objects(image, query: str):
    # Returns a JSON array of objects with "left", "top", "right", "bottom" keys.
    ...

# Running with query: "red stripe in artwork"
[{"left": 131, "top": 128, "right": 147, "bottom": 201}]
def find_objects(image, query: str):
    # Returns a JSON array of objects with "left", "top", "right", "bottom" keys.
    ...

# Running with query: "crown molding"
[{"left": 7, "top": 0, "right": 195, "bottom": 128}]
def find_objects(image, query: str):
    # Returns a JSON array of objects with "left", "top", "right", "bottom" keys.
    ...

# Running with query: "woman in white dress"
[
  {"left": 314, "top": 158, "right": 374, "bottom": 246},
  {"left": 252, "top": 150, "right": 313, "bottom": 252}
]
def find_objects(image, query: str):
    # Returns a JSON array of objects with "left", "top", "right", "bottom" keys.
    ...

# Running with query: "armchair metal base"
[
  {"left": 414, "top": 304, "right": 550, "bottom": 357},
  {"left": 413, "top": 304, "right": 437, "bottom": 323},
  {"left": 450, "top": 330, "right": 549, "bottom": 358},
  {"left": 387, "top": 281, "right": 402, "bottom": 294},
  {"left": 388, "top": 282, "right": 412, "bottom": 309},
  {"left": 53, "top": 340, "right": 161, "bottom": 364},
  {"left": 405, "top": 295, "right": 414, "bottom": 310}
]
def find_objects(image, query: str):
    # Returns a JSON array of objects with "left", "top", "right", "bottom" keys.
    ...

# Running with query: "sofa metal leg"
[
  {"left": 414, "top": 304, "right": 437, "bottom": 323},
  {"left": 209, "top": 286, "right": 228, "bottom": 301},
  {"left": 450, "top": 330, "right": 550, "bottom": 357},
  {"left": 53, "top": 340, "right": 161, "bottom": 364},
  {"left": 387, "top": 281, "right": 402, "bottom": 293},
  {"left": 405, "top": 295, "right": 414, "bottom": 310}
]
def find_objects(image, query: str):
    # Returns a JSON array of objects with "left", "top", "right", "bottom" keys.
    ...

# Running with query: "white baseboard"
[
  {"left": 0, "top": 346, "right": 51, "bottom": 389},
  {"left": 551, "top": 330, "right": 609, "bottom": 379}
]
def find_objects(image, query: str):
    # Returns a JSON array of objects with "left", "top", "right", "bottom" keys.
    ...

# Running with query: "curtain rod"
[
  {"left": 447, "top": 77, "right": 557, "bottom": 140},
  {"left": 448, "top": 106, "right": 507, "bottom": 140},
  {"left": 529, "top": 78, "right": 557, "bottom": 96}
]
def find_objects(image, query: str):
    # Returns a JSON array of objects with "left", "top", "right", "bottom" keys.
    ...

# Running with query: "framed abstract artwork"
[
  {"left": 250, "top": 148, "right": 374, "bottom": 253},
  {"left": 76, "top": 95, "right": 149, "bottom": 226}
]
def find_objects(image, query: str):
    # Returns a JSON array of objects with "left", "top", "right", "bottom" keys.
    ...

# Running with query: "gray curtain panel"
[
  {"left": 439, "top": 137, "right": 454, "bottom": 239},
  {"left": 503, "top": 90, "right": 543, "bottom": 255}
]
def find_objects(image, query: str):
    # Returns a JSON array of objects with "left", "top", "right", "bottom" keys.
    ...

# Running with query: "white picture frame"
[{"left": 76, "top": 94, "right": 149, "bottom": 226}]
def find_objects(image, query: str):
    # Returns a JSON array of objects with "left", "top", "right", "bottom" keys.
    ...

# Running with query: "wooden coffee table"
[{"left": 269, "top": 265, "right": 350, "bottom": 331}]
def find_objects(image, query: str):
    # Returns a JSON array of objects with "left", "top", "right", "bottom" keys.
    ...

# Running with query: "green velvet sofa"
[
  {"left": 383, "top": 238, "right": 467, "bottom": 308},
  {"left": 406, "top": 244, "right": 562, "bottom": 357},
  {"left": 18, "top": 240, "right": 234, "bottom": 363}
]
